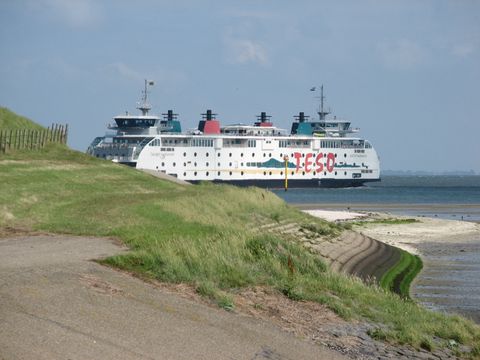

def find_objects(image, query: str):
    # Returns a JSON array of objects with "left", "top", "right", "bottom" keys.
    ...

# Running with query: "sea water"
[
  {"left": 272, "top": 175, "right": 480, "bottom": 221},
  {"left": 272, "top": 175, "right": 480, "bottom": 322}
]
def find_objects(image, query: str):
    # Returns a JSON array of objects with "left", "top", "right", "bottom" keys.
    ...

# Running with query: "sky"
[{"left": 1, "top": 0, "right": 479, "bottom": 172}]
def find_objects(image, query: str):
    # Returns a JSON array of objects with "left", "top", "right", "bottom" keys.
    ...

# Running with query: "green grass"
[
  {"left": 1, "top": 142, "right": 480, "bottom": 357},
  {"left": 351, "top": 218, "right": 419, "bottom": 226},
  {"left": 0, "top": 107, "right": 45, "bottom": 130},
  {"left": 380, "top": 250, "right": 423, "bottom": 299}
]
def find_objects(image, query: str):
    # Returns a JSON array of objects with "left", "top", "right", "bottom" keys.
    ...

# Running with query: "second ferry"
[{"left": 87, "top": 81, "right": 380, "bottom": 187}]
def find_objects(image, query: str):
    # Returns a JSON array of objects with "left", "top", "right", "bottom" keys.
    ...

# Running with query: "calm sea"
[
  {"left": 272, "top": 175, "right": 480, "bottom": 221},
  {"left": 273, "top": 175, "right": 480, "bottom": 322}
]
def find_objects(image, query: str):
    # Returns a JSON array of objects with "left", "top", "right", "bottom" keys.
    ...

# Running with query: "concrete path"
[{"left": 0, "top": 235, "right": 346, "bottom": 360}]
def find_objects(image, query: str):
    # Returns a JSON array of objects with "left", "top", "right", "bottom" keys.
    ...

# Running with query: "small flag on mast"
[{"left": 148, "top": 80, "right": 155, "bottom": 86}]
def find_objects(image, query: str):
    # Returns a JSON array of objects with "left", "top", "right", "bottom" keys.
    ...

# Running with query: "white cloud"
[
  {"left": 32, "top": 0, "right": 101, "bottom": 28},
  {"left": 451, "top": 43, "right": 475, "bottom": 58},
  {"left": 376, "top": 39, "right": 427, "bottom": 70},
  {"left": 224, "top": 38, "right": 268, "bottom": 65}
]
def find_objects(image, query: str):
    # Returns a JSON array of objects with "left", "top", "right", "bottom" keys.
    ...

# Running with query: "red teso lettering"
[
  {"left": 293, "top": 152, "right": 302, "bottom": 172},
  {"left": 315, "top": 153, "right": 324, "bottom": 172},
  {"left": 326, "top": 153, "right": 335, "bottom": 172},
  {"left": 304, "top": 153, "right": 313, "bottom": 173}
]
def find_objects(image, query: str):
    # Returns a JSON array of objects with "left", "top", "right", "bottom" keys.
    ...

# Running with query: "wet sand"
[
  {"left": 354, "top": 215, "right": 480, "bottom": 322},
  {"left": 303, "top": 207, "right": 480, "bottom": 322}
]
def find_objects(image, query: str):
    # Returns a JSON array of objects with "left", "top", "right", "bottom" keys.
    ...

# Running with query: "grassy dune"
[
  {"left": 0, "top": 107, "right": 44, "bottom": 130},
  {"left": 1, "top": 141, "right": 480, "bottom": 356}
]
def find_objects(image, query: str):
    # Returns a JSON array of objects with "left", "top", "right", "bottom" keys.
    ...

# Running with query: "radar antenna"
[{"left": 137, "top": 79, "right": 154, "bottom": 116}]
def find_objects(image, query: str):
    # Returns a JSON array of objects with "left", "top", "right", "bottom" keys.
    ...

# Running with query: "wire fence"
[{"left": 0, "top": 124, "right": 68, "bottom": 154}]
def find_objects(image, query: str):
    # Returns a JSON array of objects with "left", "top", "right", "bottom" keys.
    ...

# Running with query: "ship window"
[
  {"left": 241, "top": 153, "right": 243, "bottom": 157},
  {"left": 229, "top": 171, "right": 232, "bottom": 175},
  {"left": 269, "top": 153, "right": 271, "bottom": 157},
  {"left": 263, "top": 171, "right": 266, "bottom": 175},
  {"left": 324, "top": 171, "right": 327, "bottom": 175},
  {"left": 229, "top": 153, "right": 232, "bottom": 157},
  {"left": 280, "top": 171, "right": 283, "bottom": 175},
  {"left": 183, "top": 172, "right": 186, "bottom": 176},
  {"left": 194, "top": 162, "right": 197, "bottom": 167},
  {"left": 206, "top": 162, "right": 209, "bottom": 167},
  {"left": 161, "top": 162, "right": 165, "bottom": 167},
  {"left": 218, "top": 153, "right": 221, "bottom": 157},
  {"left": 217, "top": 162, "right": 220, "bottom": 166},
  {"left": 335, "top": 171, "right": 337, "bottom": 175},
  {"left": 263, "top": 153, "right": 266, "bottom": 157},
  {"left": 183, "top": 152, "right": 186, "bottom": 157},
  {"left": 241, "top": 171, "right": 244, "bottom": 176},
  {"left": 344, "top": 171, "right": 347, "bottom": 175},
  {"left": 206, "top": 153, "right": 209, "bottom": 157},
  {"left": 269, "top": 171, "right": 272, "bottom": 175},
  {"left": 302, "top": 171, "right": 305, "bottom": 175},
  {"left": 252, "top": 153, "right": 255, "bottom": 157},
  {"left": 173, "top": 162, "right": 176, "bottom": 167},
  {"left": 183, "top": 162, "right": 186, "bottom": 166},
  {"left": 206, "top": 172, "right": 209, "bottom": 176},
  {"left": 291, "top": 171, "right": 294, "bottom": 175},
  {"left": 218, "top": 171, "right": 220, "bottom": 176},
  {"left": 194, "top": 152, "right": 197, "bottom": 157},
  {"left": 156, "top": 166, "right": 158, "bottom": 169},
  {"left": 313, "top": 171, "right": 316, "bottom": 175},
  {"left": 344, "top": 153, "right": 347, "bottom": 158},
  {"left": 194, "top": 171, "right": 197, "bottom": 176},
  {"left": 229, "top": 162, "right": 232, "bottom": 166},
  {"left": 335, "top": 154, "right": 337, "bottom": 158}
]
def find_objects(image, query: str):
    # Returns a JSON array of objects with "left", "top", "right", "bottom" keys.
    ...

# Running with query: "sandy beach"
[{"left": 305, "top": 208, "right": 480, "bottom": 322}]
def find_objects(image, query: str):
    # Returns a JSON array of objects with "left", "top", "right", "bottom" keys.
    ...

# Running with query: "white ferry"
[{"left": 88, "top": 81, "right": 380, "bottom": 188}]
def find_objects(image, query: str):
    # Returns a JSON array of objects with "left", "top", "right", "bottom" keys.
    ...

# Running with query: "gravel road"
[{"left": 0, "top": 235, "right": 346, "bottom": 360}]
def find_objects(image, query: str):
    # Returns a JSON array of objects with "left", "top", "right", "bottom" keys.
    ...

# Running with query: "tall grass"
[{"left": 1, "top": 144, "right": 479, "bottom": 356}]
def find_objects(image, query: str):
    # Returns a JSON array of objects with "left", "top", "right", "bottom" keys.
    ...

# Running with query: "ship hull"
[{"left": 189, "top": 178, "right": 380, "bottom": 188}]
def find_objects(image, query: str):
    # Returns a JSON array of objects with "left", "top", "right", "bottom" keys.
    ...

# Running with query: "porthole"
[
  {"left": 241, "top": 162, "right": 243, "bottom": 166},
  {"left": 183, "top": 162, "right": 186, "bottom": 166},
  {"left": 161, "top": 162, "right": 165, "bottom": 167},
  {"left": 252, "top": 153, "right": 255, "bottom": 157},
  {"left": 280, "top": 171, "right": 283, "bottom": 176},
  {"left": 302, "top": 153, "right": 305, "bottom": 157},
  {"left": 263, "top": 153, "right": 266, "bottom": 157},
  {"left": 241, "top": 153, "right": 243, "bottom": 157},
  {"left": 194, "top": 152, "right": 197, "bottom": 157},
  {"left": 217, "top": 162, "right": 220, "bottom": 166},
  {"left": 269, "top": 153, "right": 272, "bottom": 157},
  {"left": 206, "top": 153, "right": 209, "bottom": 157},
  {"left": 280, "top": 153, "right": 283, "bottom": 158},
  {"left": 217, "top": 171, "right": 221, "bottom": 176},
  {"left": 194, "top": 162, "right": 197, "bottom": 167},
  {"left": 229, "top": 153, "right": 232, "bottom": 157},
  {"left": 183, "top": 172, "right": 186, "bottom": 176},
  {"left": 194, "top": 171, "right": 197, "bottom": 176},
  {"left": 218, "top": 153, "right": 221, "bottom": 157},
  {"left": 206, "top": 162, "right": 209, "bottom": 167},
  {"left": 302, "top": 171, "right": 305, "bottom": 175},
  {"left": 335, "top": 154, "right": 337, "bottom": 158},
  {"left": 335, "top": 171, "right": 337, "bottom": 175},
  {"left": 229, "top": 171, "right": 232, "bottom": 175},
  {"left": 229, "top": 162, "right": 232, "bottom": 166},
  {"left": 173, "top": 162, "right": 176, "bottom": 167},
  {"left": 344, "top": 153, "right": 347, "bottom": 158},
  {"left": 324, "top": 171, "right": 327, "bottom": 175},
  {"left": 313, "top": 171, "right": 316, "bottom": 175},
  {"left": 241, "top": 171, "right": 244, "bottom": 176},
  {"left": 206, "top": 171, "right": 209, "bottom": 176},
  {"left": 263, "top": 171, "right": 267, "bottom": 175},
  {"left": 291, "top": 171, "right": 294, "bottom": 175},
  {"left": 183, "top": 152, "right": 186, "bottom": 157},
  {"left": 344, "top": 171, "right": 347, "bottom": 175},
  {"left": 269, "top": 171, "right": 272, "bottom": 175},
  {"left": 156, "top": 166, "right": 159, "bottom": 169}
]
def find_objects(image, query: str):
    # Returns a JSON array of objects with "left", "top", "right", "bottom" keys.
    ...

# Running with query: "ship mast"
[
  {"left": 317, "top": 85, "right": 330, "bottom": 120},
  {"left": 137, "top": 79, "right": 154, "bottom": 116}
]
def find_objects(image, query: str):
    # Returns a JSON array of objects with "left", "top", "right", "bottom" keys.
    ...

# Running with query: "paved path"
[{"left": 0, "top": 235, "right": 346, "bottom": 360}]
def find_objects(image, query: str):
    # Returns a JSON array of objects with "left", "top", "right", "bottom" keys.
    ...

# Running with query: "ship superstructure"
[{"left": 88, "top": 82, "right": 380, "bottom": 187}]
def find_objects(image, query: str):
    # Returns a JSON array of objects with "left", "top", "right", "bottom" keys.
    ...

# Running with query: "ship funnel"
[{"left": 294, "top": 112, "right": 309, "bottom": 123}]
